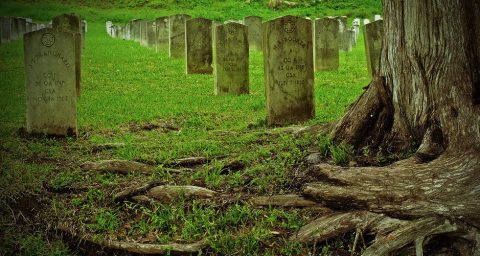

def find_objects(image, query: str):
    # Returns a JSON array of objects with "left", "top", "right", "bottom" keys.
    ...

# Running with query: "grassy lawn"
[{"left": 0, "top": 0, "right": 379, "bottom": 255}]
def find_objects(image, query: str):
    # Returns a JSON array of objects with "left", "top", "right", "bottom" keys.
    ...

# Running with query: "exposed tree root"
[
  {"left": 80, "top": 160, "right": 152, "bottom": 174},
  {"left": 295, "top": 149, "right": 480, "bottom": 255},
  {"left": 56, "top": 222, "right": 205, "bottom": 255},
  {"left": 113, "top": 181, "right": 162, "bottom": 202},
  {"left": 249, "top": 194, "right": 322, "bottom": 208},
  {"left": 168, "top": 157, "right": 211, "bottom": 167},
  {"left": 147, "top": 185, "right": 217, "bottom": 203},
  {"left": 289, "top": 211, "right": 403, "bottom": 243},
  {"left": 303, "top": 151, "right": 480, "bottom": 226},
  {"left": 362, "top": 217, "right": 478, "bottom": 256},
  {"left": 332, "top": 76, "right": 393, "bottom": 150}
]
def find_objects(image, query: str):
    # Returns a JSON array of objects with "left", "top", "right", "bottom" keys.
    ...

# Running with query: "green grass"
[{"left": 0, "top": 0, "right": 379, "bottom": 255}]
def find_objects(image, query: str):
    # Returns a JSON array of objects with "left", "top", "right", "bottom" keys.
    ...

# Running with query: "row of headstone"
[
  {"left": 23, "top": 13, "right": 87, "bottom": 136},
  {"left": 0, "top": 17, "right": 50, "bottom": 46},
  {"left": 107, "top": 15, "right": 370, "bottom": 126}
]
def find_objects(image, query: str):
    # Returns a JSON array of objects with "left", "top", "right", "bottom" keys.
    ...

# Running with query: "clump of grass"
[
  {"left": 89, "top": 209, "right": 120, "bottom": 232},
  {"left": 317, "top": 135, "right": 354, "bottom": 165},
  {"left": 330, "top": 143, "right": 354, "bottom": 165}
]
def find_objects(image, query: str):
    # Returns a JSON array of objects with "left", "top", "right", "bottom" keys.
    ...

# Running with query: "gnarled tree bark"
[{"left": 298, "top": 0, "right": 480, "bottom": 254}]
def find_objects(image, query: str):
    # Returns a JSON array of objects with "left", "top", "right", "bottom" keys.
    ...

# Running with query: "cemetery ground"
[{"left": 0, "top": 1, "right": 382, "bottom": 255}]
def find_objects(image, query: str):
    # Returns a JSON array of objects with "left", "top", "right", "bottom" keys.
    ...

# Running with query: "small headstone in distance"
[
  {"left": 168, "top": 14, "right": 191, "bottom": 58},
  {"left": 243, "top": 16, "right": 262, "bottom": 51},
  {"left": 314, "top": 17, "right": 339, "bottom": 71},
  {"left": 146, "top": 20, "right": 156, "bottom": 49},
  {"left": 214, "top": 22, "right": 249, "bottom": 95},
  {"left": 364, "top": 20, "right": 384, "bottom": 78},
  {"left": 263, "top": 15, "right": 315, "bottom": 126},
  {"left": 24, "top": 28, "right": 77, "bottom": 136},
  {"left": 52, "top": 13, "right": 82, "bottom": 97},
  {"left": 185, "top": 17, "right": 213, "bottom": 74},
  {"left": 155, "top": 16, "right": 169, "bottom": 53}
]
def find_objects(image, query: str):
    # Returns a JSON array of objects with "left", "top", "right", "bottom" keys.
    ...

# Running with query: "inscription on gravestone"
[
  {"left": 169, "top": 14, "right": 191, "bottom": 58},
  {"left": 214, "top": 22, "right": 249, "bottom": 95},
  {"left": 185, "top": 18, "right": 213, "bottom": 74},
  {"left": 24, "top": 28, "right": 77, "bottom": 136},
  {"left": 263, "top": 16, "right": 314, "bottom": 126},
  {"left": 314, "top": 17, "right": 339, "bottom": 71}
]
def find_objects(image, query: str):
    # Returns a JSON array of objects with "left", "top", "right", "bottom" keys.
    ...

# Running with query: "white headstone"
[{"left": 24, "top": 28, "right": 77, "bottom": 135}]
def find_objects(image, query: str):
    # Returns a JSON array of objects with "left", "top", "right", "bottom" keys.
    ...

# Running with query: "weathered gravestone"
[
  {"left": 140, "top": 20, "right": 148, "bottom": 47},
  {"left": 106, "top": 21, "right": 112, "bottom": 36},
  {"left": 347, "top": 29, "right": 356, "bottom": 48},
  {"left": 80, "top": 20, "right": 86, "bottom": 48},
  {"left": 52, "top": 13, "right": 82, "bottom": 97},
  {"left": 335, "top": 16, "right": 349, "bottom": 51},
  {"left": 168, "top": 14, "right": 191, "bottom": 58},
  {"left": 214, "top": 22, "right": 249, "bottom": 95},
  {"left": 17, "top": 18, "right": 27, "bottom": 37},
  {"left": 126, "top": 20, "right": 133, "bottom": 40},
  {"left": 0, "top": 17, "right": 12, "bottom": 44},
  {"left": 263, "top": 16, "right": 314, "bottom": 126},
  {"left": 9, "top": 17, "right": 20, "bottom": 41},
  {"left": 24, "top": 28, "right": 77, "bottom": 136},
  {"left": 243, "top": 16, "right": 262, "bottom": 51},
  {"left": 374, "top": 15, "right": 383, "bottom": 21},
  {"left": 132, "top": 19, "right": 142, "bottom": 42},
  {"left": 314, "top": 17, "right": 339, "bottom": 71},
  {"left": 185, "top": 18, "right": 213, "bottom": 74},
  {"left": 353, "top": 18, "right": 360, "bottom": 40},
  {"left": 146, "top": 20, "right": 156, "bottom": 49},
  {"left": 26, "top": 22, "right": 32, "bottom": 33},
  {"left": 155, "top": 16, "right": 169, "bottom": 52},
  {"left": 364, "top": 20, "right": 383, "bottom": 78}
]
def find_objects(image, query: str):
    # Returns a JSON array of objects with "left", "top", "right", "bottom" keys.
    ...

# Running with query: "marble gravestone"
[
  {"left": 155, "top": 16, "right": 169, "bottom": 53},
  {"left": 24, "top": 28, "right": 77, "bottom": 136},
  {"left": 9, "top": 18, "right": 19, "bottom": 41},
  {"left": 335, "top": 16, "right": 349, "bottom": 51},
  {"left": 132, "top": 19, "right": 142, "bottom": 42},
  {"left": 364, "top": 20, "right": 383, "bottom": 78},
  {"left": 106, "top": 21, "right": 112, "bottom": 36},
  {"left": 140, "top": 20, "right": 148, "bottom": 47},
  {"left": 52, "top": 13, "right": 82, "bottom": 97},
  {"left": 353, "top": 18, "right": 360, "bottom": 40},
  {"left": 185, "top": 18, "right": 213, "bottom": 74},
  {"left": 214, "top": 22, "right": 249, "bottom": 95},
  {"left": 263, "top": 16, "right": 314, "bottom": 126},
  {"left": 314, "top": 17, "right": 339, "bottom": 71},
  {"left": 243, "top": 16, "right": 262, "bottom": 51},
  {"left": 168, "top": 14, "right": 191, "bottom": 58},
  {"left": 17, "top": 18, "right": 27, "bottom": 37},
  {"left": 1, "top": 17, "right": 12, "bottom": 44},
  {"left": 146, "top": 20, "right": 156, "bottom": 49},
  {"left": 364, "top": 19, "right": 370, "bottom": 25},
  {"left": 374, "top": 15, "right": 383, "bottom": 21}
]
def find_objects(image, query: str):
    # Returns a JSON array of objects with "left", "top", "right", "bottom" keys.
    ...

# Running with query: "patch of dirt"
[{"left": 127, "top": 119, "right": 181, "bottom": 133}]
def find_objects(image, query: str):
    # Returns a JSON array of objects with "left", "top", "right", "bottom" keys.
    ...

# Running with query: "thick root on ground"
[
  {"left": 295, "top": 150, "right": 480, "bottom": 255},
  {"left": 56, "top": 223, "right": 204, "bottom": 255}
]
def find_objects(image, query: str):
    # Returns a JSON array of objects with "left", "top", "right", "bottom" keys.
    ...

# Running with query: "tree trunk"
[
  {"left": 297, "top": 1, "right": 480, "bottom": 254},
  {"left": 334, "top": 0, "right": 480, "bottom": 154}
]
